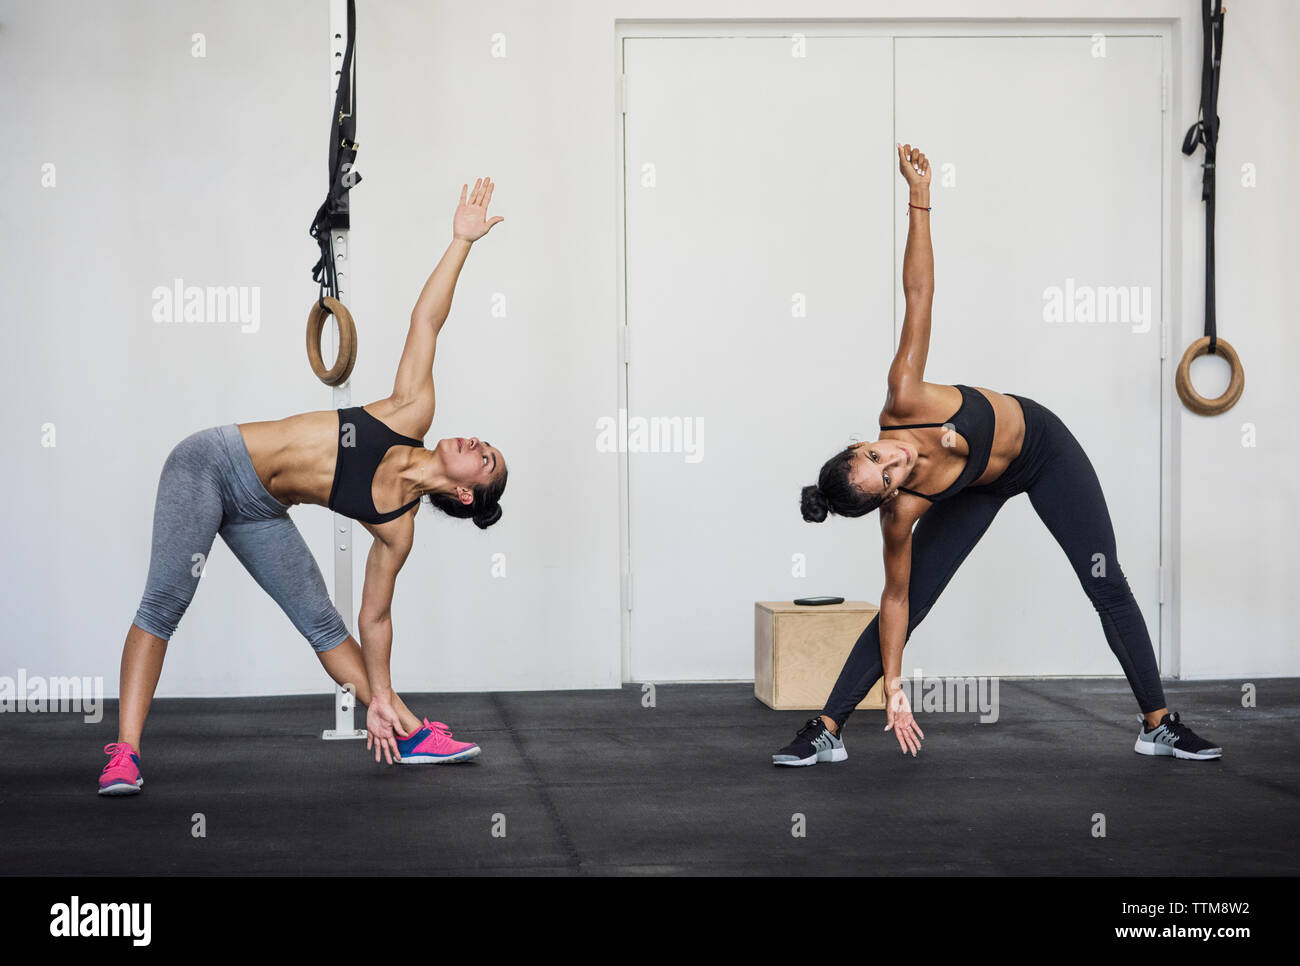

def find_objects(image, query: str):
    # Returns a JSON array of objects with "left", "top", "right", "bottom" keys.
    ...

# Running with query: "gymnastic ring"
[
  {"left": 1174, "top": 335, "right": 1245, "bottom": 416},
  {"left": 306, "top": 297, "right": 357, "bottom": 386}
]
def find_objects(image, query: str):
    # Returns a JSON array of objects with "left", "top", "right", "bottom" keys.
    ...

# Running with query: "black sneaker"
[
  {"left": 772, "top": 717, "right": 847, "bottom": 767},
  {"left": 1134, "top": 711, "right": 1222, "bottom": 760}
]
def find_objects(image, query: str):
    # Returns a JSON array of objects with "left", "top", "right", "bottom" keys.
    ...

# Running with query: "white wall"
[
  {"left": 1, "top": 0, "right": 1294, "bottom": 698},
  {"left": 1173, "top": 1, "right": 1300, "bottom": 679},
  {"left": 0, "top": 0, "right": 627, "bottom": 698},
  {"left": 2, "top": 0, "right": 345, "bottom": 698}
]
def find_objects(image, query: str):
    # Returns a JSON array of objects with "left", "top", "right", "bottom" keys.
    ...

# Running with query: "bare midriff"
[
  {"left": 236, "top": 411, "right": 341, "bottom": 509},
  {"left": 969, "top": 387, "right": 1027, "bottom": 486}
]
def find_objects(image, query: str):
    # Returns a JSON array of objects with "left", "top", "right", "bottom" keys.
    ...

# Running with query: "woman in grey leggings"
[
  {"left": 100, "top": 178, "right": 508, "bottom": 795},
  {"left": 772, "top": 146, "right": 1221, "bottom": 768}
]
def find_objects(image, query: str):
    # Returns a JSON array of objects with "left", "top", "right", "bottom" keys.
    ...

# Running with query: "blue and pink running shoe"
[
  {"left": 395, "top": 719, "right": 480, "bottom": 764},
  {"left": 98, "top": 742, "right": 143, "bottom": 795}
]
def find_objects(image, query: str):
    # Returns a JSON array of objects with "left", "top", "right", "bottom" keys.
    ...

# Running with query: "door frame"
[{"left": 614, "top": 18, "right": 1180, "bottom": 684}]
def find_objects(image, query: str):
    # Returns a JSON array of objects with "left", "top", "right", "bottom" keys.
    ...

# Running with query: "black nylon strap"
[
  {"left": 1181, "top": 0, "right": 1225, "bottom": 355},
  {"left": 309, "top": 0, "right": 362, "bottom": 305}
]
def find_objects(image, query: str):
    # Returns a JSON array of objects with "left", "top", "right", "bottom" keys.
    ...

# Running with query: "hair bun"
[
  {"left": 800, "top": 484, "right": 829, "bottom": 523},
  {"left": 473, "top": 504, "right": 503, "bottom": 530}
]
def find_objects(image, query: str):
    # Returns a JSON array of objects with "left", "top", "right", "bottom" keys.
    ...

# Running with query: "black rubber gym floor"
[{"left": 2, "top": 678, "right": 1295, "bottom": 876}]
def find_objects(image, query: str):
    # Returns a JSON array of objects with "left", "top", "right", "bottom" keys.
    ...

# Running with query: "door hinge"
[
  {"left": 1160, "top": 315, "right": 1168, "bottom": 360},
  {"left": 621, "top": 324, "right": 631, "bottom": 364},
  {"left": 623, "top": 572, "right": 633, "bottom": 611},
  {"left": 617, "top": 73, "right": 628, "bottom": 115},
  {"left": 1158, "top": 565, "right": 1166, "bottom": 606},
  {"left": 1161, "top": 71, "right": 1169, "bottom": 113}
]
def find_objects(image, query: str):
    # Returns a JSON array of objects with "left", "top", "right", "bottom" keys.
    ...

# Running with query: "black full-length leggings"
[{"left": 822, "top": 394, "right": 1167, "bottom": 729}]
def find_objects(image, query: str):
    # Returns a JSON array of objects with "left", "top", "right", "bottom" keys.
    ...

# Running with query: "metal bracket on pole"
[{"left": 323, "top": 0, "right": 364, "bottom": 741}]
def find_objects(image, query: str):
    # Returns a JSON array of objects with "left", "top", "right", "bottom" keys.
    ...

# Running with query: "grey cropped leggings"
[{"left": 132, "top": 425, "right": 350, "bottom": 653}]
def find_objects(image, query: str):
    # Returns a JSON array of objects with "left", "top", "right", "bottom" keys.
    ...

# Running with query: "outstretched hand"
[
  {"left": 884, "top": 685, "right": 925, "bottom": 756},
  {"left": 453, "top": 176, "right": 505, "bottom": 243},
  {"left": 366, "top": 700, "right": 404, "bottom": 765},
  {"left": 897, "top": 143, "right": 931, "bottom": 188}
]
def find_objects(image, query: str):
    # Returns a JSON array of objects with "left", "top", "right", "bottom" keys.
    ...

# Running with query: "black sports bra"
[
  {"left": 327, "top": 406, "right": 424, "bottom": 524},
  {"left": 879, "top": 384, "right": 995, "bottom": 502}
]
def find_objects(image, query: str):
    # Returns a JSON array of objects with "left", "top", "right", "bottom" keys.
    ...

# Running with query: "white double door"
[{"left": 623, "top": 32, "right": 1164, "bottom": 683}]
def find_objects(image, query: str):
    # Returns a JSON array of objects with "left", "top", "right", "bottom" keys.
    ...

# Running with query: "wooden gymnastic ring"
[
  {"left": 1175, "top": 335, "right": 1245, "bottom": 416},
  {"left": 306, "top": 297, "right": 357, "bottom": 386}
]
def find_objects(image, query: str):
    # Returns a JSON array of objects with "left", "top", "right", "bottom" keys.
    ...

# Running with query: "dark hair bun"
[
  {"left": 801, "top": 484, "right": 829, "bottom": 523},
  {"left": 473, "top": 504, "right": 503, "bottom": 530}
]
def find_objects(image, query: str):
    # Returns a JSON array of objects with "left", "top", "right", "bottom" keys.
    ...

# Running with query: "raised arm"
[
  {"left": 391, "top": 177, "right": 503, "bottom": 404},
  {"left": 886, "top": 144, "right": 934, "bottom": 409}
]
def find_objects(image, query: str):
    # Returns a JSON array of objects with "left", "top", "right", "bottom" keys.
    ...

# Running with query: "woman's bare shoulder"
[
  {"left": 359, "top": 506, "right": 417, "bottom": 555},
  {"left": 360, "top": 392, "right": 434, "bottom": 441},
  {"left": 879, "top": 381, "right": 960, "bottom": 426}
]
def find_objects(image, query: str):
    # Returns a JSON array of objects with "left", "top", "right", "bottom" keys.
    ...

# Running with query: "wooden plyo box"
[{"left": 754, "top": 601, "right": 885, "bottom": 711}]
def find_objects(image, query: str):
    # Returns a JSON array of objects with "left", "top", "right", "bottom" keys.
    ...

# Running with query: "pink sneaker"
[
  {"left": 394, "top": 719, "right": 480, "bottom": 764},
  {"left": 98, "top": 742, "right": 143, "bottom": 795}
]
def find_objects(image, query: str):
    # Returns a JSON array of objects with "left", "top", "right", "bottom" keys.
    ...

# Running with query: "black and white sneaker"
[
  {"left": 772, "top": 717, "right": 847, "bottom": 767},
  {"left": 1134, "top": 711, "right": 1222, "bottom": 760}
]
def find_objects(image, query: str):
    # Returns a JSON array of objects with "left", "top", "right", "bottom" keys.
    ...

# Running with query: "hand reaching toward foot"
[{"left": 885, "top": 685, "right": 925, "bottom": 756}]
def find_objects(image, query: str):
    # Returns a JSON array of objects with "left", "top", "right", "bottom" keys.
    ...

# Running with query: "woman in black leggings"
[{"left": 773, "top": 144, "right": 1221, "bottom": 767}]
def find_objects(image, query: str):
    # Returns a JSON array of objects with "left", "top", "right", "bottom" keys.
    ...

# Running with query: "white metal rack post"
[{"left": 323, "top": 0, "right": 364, "bottom": 741}]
